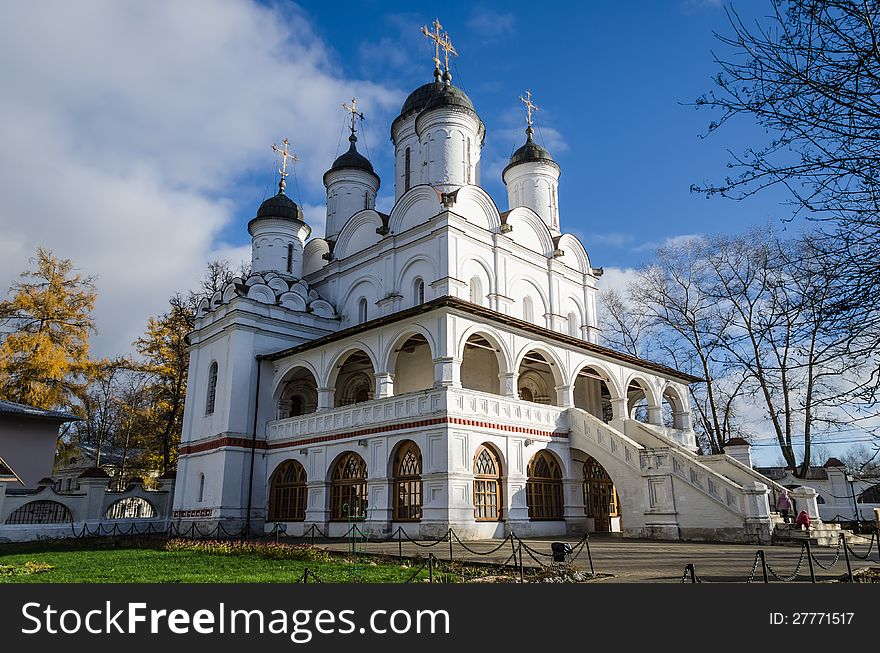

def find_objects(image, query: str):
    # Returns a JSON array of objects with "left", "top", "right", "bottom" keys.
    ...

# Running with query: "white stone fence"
[{"left": 0, "top": 471, "right": 175, "bottom": 542}]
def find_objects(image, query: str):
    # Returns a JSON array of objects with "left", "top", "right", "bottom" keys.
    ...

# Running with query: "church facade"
[{"left": 172, "top": 26, "right": 782, "bottom": 543}]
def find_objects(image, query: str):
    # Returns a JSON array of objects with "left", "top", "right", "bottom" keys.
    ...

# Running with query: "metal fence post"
[
  {"left": 842, "top": 533, "right": 853, "bottom": 582},
  {"left": 805, "top": 540, "right": 816, "bottom": 583},
  {"left": 398, "top": 528, "right": 403, "bottom": 562},
  {"left": 686, "top": 563, "right": 697, "bottom": 583},
  {"left": 759, "top": 550, "right": 769, "bottom": 583},
  {"left": 428, "top": 554, "right": 434, "bottom": 584},
  {"left": 585, "top": 536, "right": 595, "bottom": 575},
  {"left": 448, "top": 529, "right": 453, "bottom": 562},
  {"left": 518, "top": 542, "right": 524, "bottom": 583}
]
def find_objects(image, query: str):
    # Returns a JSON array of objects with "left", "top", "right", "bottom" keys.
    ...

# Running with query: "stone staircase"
[{"left": 772, "top": 522, "right": 873, "bottom": 547}]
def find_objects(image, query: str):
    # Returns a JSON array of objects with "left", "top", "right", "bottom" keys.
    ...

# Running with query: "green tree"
[{"left": 0, "top": 247, "right": 97, "bottom": 410}]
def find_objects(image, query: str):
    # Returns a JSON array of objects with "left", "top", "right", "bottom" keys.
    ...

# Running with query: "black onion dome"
[
  {"left": 503, "top": 127, "right": 559, "bottom": 177},
  {"left": 255, "top": 190, "right": 302, "bottom": 221},
  {"left": 328, "top": 135, "right": 374, "bottom": 174},
  {"left": 422, "top": 82, "right": 475, "bottom": 113},
  {"left": 400, "top": 79, "right": 444, "bottom": 115}
]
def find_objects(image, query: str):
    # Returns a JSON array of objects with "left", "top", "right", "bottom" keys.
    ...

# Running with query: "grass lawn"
[{"left": 0, "top": 540, "right": 431, "bottom": 583}]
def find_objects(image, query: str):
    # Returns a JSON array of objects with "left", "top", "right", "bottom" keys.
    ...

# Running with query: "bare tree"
[{"left": 693, "top": 0, "right": 880, "bottom": 398}]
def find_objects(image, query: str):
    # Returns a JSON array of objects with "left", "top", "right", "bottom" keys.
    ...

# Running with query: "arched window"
[
  {"left": 393, "top": 441, "right": 422, "bottom": 521},
  {"left": 522, "top": 296, "right": 534, "bottom": 323},
  {"left": 583, "top": 456, "right": 619, "bottom": 532},
  {"left": 473, "top": 445, "right": 502, "bottom": 521},
  {"left": 198, "top": 473, "right": 205, "bottom": 502},
  {"left": 469, "top": 276, "right": 483, "bottom": 306},
  {"left": 330, "top": 452, "right": 368, "bottom": 521},
  {"left": 286, "top": 243, "right": 293, "bottom": 274},
  {"left": 5, "top": 501, "right": 73, "bottom": 524},
  {"left": 526, "top": 451, "right": 563, "bottom": 520},
  {"left": 568, "top": 312, "right": 579, "bottom": 337},
  {"left": 105, "top": 497, "right": 156, "bottom": 520},
  {"left": 404, "top": 147, "right": 411, "bottom": 192},
  {"left": 268, "top": 460, "right": 307, "bottom": 522},
  {"left": 206, "top": 362, "right": 218, "bottom": 415},
  {"left": 358, "top": 297, "right": 368, "bottom": 323},
  {"left": 466, "top": 138, "right": 472, "bottom": 183},
  {"left": 413, "top": 278, "right": 425, "bottom": 305}
]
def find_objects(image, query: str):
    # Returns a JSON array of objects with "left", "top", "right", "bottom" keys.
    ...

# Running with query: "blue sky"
[{"left": 220, "top": 0, "right": 791, "bottom": 269}]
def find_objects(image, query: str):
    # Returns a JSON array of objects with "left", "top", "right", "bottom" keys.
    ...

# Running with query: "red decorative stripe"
[{"left": 179, "top": 418, "right": 568, "bottom": 456}]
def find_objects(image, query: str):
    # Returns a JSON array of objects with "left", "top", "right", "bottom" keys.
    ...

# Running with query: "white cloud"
[
  {"left": 0, "top": 1, "right": 400, "bottom": 358},
  {"left": 596, "top": 266, "right": 640, "bottom": 296},
  {"left": 588, "top": 232, "right": 635, "bottom": 248},
  {"left": 633, "top": 233, "right": 705, "bottom": 253},
  {"left": 467, "top": 5, "right": 516, "bottom": 43}
]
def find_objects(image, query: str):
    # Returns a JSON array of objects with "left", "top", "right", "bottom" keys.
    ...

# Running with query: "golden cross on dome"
[
  {"left": 272, "top": 138, "right": 298, "bottom": 191},
  {"left": 520, "top": 90, "right": 539, "bottom": 128},
  {"left": 421, "top": 18, "right": 445, "bottom": 70},
  {"left": 440, "top": 30, "right": 457, "bottom": 72},
  {"left": 342, "top": 98, "right": 364, "bottom": 137}
]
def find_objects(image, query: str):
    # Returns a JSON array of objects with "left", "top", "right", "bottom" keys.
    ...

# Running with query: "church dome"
[
  {"left": 327, "top": 135, "right": 375, "bottom": 175},
  {"left": 400, "top": 79, "right": 444, "bottom": 116},
  {"left": 503, "top": 127, "right": 559, "bottom": 176},
  {"left": 422, "top": 81, "right": 475, "bottom": 113},
  {"left": 254, "top": 190, "right": 302, "bottom": 222}
]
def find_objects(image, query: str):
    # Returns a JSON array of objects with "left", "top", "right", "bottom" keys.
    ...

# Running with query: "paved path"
[{"left": 314, "top": 534, "right": 878, "bottom": 583}]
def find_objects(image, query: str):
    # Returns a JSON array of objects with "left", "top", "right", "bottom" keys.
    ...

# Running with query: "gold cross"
[
  {"left": 342, "top": 98, "right": 364, "bottom": 136},
  {"left": 272, "top": 138, "right": 298, "bottom": 183},
  {"left": 421, "top": 18, "right": 444, "bottom": 70},
  {"left": 520, "top": 90, "right": 539, "bottom": 127},
  {"left": 440, "top": 30, "right": 457, "bottom": 73}
]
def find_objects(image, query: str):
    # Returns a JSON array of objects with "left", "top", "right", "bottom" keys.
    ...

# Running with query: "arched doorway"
[
  {"left": 277, "top": 367, "right": 318, "bottom": 419},
  {"left": 392, "top": 440, "right": 422, "bottom": 521},
  {"left": 334, "top": 350, "right": 376, "bottom": 407},
  {"left": 573, "top": 366, "right": 615, "bottom": 423},
  {"left": 526, "top": 450, "right": 563, "bottom": 520},
  {"left": 582, "top": 455, "right": 619, "bottom": 532},
  {"left": 517, "top": 350, "right": 558, "bottom": 405},
  {"left": 391, "top": 334, "right": 434, "bottom": 394},
  {"left": 329, "top": 452, "right": 368, "bottom": 520},
  {"left": 461, "top": 334, "right": 503, "bottom": 395}
]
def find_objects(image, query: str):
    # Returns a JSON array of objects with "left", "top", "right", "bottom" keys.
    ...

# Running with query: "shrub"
[{"left": 164, "top": 539, "right": 331, "bottom": 562}]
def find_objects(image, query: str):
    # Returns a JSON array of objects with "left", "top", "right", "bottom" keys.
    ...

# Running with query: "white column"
[
  {"left": 374, "top": 372, "right": 394, "bottom": 399},
  {"left": 316, "top": 387, "right": 335, "bottom": 411},
  {"left": 433, "top": 356, "right": 460, "bottom": 388}
]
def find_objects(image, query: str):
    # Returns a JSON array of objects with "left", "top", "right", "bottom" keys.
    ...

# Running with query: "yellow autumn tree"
[
  {"left": 0, "top": 248, "right": 97, "bottom": 410},
  {"left": 135, "top": 295, "right": 192, "bottom": 475}
]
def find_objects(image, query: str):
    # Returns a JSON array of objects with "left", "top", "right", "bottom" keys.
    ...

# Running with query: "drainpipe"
[{"left": 245, "top": 355, "right": 263, "bottom": 537}]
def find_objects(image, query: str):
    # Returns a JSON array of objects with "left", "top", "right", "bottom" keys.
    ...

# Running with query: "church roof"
[
  {"left": 423, "top": 81, "right": 475, "bottom": 113},
  {"left": 254, "top": 190, "right": 302, "bottom": 221},
  {"left": 262, "top": 296, "right": 703, "bottom": 384},
  {"left": 503, "top": 127, "right": 558, "bottom": 177},
  {"left": 328, "top": 136, "right": 375, "bottom": 175},
  {"left": 400, "top": 79, "right": 445, "bottom": 116}
]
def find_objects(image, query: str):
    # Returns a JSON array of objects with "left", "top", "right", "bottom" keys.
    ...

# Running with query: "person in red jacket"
[{"left": 795, "top": 510, "right": 811, "bottom": 531}]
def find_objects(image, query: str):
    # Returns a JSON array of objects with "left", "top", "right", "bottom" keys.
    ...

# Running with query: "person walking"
[{"left": 776, "top": 489, "right": 793, "bottom": 523}]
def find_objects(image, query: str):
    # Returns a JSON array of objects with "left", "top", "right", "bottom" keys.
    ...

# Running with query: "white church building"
[{"left": 172, "top": 24, "right": 784, "bottom": 543}]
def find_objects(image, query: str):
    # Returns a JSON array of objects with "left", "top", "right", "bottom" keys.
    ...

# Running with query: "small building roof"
[
  {"left": 823, "top": 457, "right": 846, "bottom": 468},
  {"left": 0, "top": 400, "right": 78, "bottom": 422},
  {"left": 726, "top": 437, "right": 750, "bottom": 446},
  {"left": 0, "top": 455, "right": 22, "bottom": 483}
]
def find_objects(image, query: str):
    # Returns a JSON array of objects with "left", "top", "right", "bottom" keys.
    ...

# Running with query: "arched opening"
[
  {"left": 5, "top": 501, "right": 73, "bottom": 524},
  {"left": 206, "top": 361, "right": 218, "bottom": 415},
  {"left": 662, "top": 386, "right": 687, "bottom": 429},
  {"left": 627, "top": 379, "right": 651, "bottom": 423},
  {"left": 573, "top": 366, "right": 615, "bottom": 423},
  {"left": 404, "top": 146, "right": 411, "bottom": 192},
  {"left": 198, "top": 473, "right": 205, "bottom": 502},
  {"left": 268, "top": 460, "right": 307, "bottom": 522},
  {"left": 583, "top": 455, "right": 619, "bottom": 532},
  {"left": 526, "top": 450, "right": 563, "bottom": 520},
  {"left": 334, "top": 350, "right": 376, "bottom": 407},
  {"left": 517, "top": 350, "right": 557, "bottom": 405},
  {"left": 473, "top": 444, "right": 503, "bottom": 521},
  {"left": 357, "top": 297, "right": 368, "bottom": 323},
  {"left": 105, "top": 497, "right": 156, "bottom": 520},
  {"left": 278, "top": 367, "right": 318, "bottom": 419},
  {"left": 392, "top": 440, "right": 422, "bottom": 522},
  {"left": 392, "top": 334, "right": 434, "bottom": 394},
  {"left": 413, "top": 278, "right": 425, "bottom": 305},
  {"left": 461, "top": 334, "right": 502, "bottom": 395},
  {"left": 469, "top": 276, "right": 484, "bottom": 306},
  {"left": 329, "top": 452, "right": 368, "bottom": 521}
]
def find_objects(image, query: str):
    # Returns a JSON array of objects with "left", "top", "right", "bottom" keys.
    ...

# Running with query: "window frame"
[{"left": 473, "top": 445, "right": 503, "bottom": 522}]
